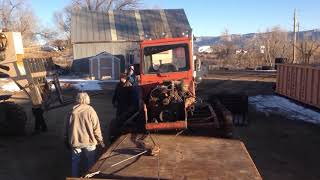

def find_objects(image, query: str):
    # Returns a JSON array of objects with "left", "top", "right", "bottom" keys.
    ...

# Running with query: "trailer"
[
  {"left": 66, "top": 9, "right": 252, "bottom": 180},
  {"left": 67, "top": 133, "right": 262, "bottom": 180}
]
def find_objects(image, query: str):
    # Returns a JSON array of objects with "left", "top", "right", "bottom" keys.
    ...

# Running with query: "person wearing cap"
[
  {"left": 65, "top": 92, "right": 104, "bottom": 177},
  {"left": 127, "top": 65, "right": 137, "bottom": 85},
  {"left": 127, "top": 66, "right": 140, "bottom": 109}
]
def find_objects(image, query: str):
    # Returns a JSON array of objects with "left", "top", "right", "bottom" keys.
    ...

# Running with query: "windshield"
[{"left": 143, "top": 43, "right": 189, "bottom": 74}]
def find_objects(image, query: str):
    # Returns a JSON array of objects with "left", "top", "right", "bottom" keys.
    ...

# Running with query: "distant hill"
[{"left": 194, "top": 29, "right": 320, "bottom": 48}]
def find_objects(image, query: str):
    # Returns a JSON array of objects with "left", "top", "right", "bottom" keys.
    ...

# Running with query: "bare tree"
[
  {"left": 295, "top": 39, "right": 320, "bottom": 64},
  {"left": 53, "top": 7, "right": 72, "bottom": 43},
  {"left": 0, "top": 0, "right": 53, "bottom": 46},
  {"left": 212, "top": 28, "right": 235, "bottom": 65},
  {"left": 71, "top": 0, "right": 140, "bottom": 11},
  {"left": 258, "top": 26, "right": 291, "bottom": 66},
  {"left": 0, "top": 0, "right": 23, "bottom": 31},
  {"left": 220, "top": 28, "right": 235, "bottom": 58}
]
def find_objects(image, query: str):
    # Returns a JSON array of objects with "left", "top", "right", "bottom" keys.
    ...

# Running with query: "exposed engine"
[{"left": 147, "top": 80, "right": 194, "bottom": 123}]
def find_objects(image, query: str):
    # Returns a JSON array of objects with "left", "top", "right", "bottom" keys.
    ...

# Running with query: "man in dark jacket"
[
  {"left": 111, "top": 74, "right": 133, "bottom": 139},
  {"left": 112, "top": 73, "right": 132, "bottom": 115}
]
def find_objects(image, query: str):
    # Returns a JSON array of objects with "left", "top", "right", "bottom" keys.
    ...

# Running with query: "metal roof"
[{"left": 71, "top": 9, "right": 191, "bottom": 43}]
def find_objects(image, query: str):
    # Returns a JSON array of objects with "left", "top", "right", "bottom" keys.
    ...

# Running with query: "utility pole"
[
  {"left": 297, "top": 22, "right": 300, "bottom": 42},
  {"left": 293, "top": 9, "right": 298, "bottom": 63}
]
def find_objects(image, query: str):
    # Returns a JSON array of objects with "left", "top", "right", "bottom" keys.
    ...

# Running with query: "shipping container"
[{"left": 276, "top": 64, "right": 320, "bottom": 109}]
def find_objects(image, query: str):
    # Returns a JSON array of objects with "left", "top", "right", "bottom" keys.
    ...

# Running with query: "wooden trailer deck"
[{"left": 68, "top": 133, "right": 262, "bottom": 180}]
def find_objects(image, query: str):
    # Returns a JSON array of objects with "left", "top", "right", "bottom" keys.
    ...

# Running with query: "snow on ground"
[
  {"left": 252, "top": 70, "right": 277, "bottom": 72},
  {"left": 249, "top": 95, "right": 320, "bottom": 125},
  {"left": 48, "top": 79, "right": 103, "bottom": 91},
  {"left": 0, "top": 78, "right": 20, "bottom": 92},
  {"left": 71, "top": 80, "right": 102, "bottom": 91},
  {"left": 0, "top": 77, "right": 108, "bottom": 92},
  {"left": 56, "top": 77, "right": 118, "bottom": 91}
]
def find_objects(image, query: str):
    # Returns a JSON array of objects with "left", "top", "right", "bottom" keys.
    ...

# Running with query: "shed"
[
  {"left": 89, "top": 52, "right": 121, "bottom": 80},
  {"left": 71, "top": 52, "right": 122, "bottom": 80},
  {"left": 71, "top": 9, "right": 192, "bottom": 75}
]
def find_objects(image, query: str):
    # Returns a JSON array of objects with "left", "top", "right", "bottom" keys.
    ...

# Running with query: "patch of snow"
[
  {"left": 46, "top": 78, "right": 104, "bottom": 91},
  {"left": 57, "top": 78, "right": 96, "bottom": 82},
  {"left": 55, "top": 78, "right": 119, "bottom": 91},
  {"left": 249, "top": 95, "right": 320, "bottom": 125},
  {"left": 72, "top": 81, "right": 102, "bottom": 91},
  {"left": 252, "top": 70, "right": 277, "bottom": 72},
  {"left": 0, "top": 79, "right": 20, "bottom": 92}
]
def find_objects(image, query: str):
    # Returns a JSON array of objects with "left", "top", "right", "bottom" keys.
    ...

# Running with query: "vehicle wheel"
[{"left": 0, "top": 102, "right": 27, "bottom": 135}]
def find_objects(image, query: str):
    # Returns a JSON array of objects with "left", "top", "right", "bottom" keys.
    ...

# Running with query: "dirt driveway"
[
  {"left": 1, "top": 71, "right": 320, "bottom": 180},
  {"left": 0, "top": 88, "right": 116, "bottom": 180},
  {"left": 200, "top": 72, "right": 320, "bottom": 180}
]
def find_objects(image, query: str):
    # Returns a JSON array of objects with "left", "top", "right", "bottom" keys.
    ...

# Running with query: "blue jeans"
[{"left": 71, "top": 145, "right": 96, "bottom": 177}]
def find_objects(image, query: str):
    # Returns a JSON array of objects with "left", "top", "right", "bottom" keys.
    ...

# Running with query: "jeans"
[
  {"left": 71, "top": 145, "right": 96, "bottom": 177},
  {"left": 32, "top": 107, "right": 47, "bottom": 131}
]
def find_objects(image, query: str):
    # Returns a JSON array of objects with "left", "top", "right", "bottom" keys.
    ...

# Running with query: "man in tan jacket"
[{"left": 65, "top": 92, "right": 104, "bottom": 177}]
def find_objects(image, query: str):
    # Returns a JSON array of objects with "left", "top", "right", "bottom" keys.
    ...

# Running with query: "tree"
[
  {"left": 71, "top": 0, "right": 140, "bottom": 11},
  {"left": 295, "top": 39, "right": 320, "bottom": 64},
  {"left": 53, "top": 0, "right": 142, "bottom": 44},
  {"left": 0, "top": 0, "right": 38, "bottom": 45},
  {"left": 258, "top": 26, "right": 291, "bottom": 66},
  {"left": 220, "top": 28, "right": 235, "bottom": 58}
]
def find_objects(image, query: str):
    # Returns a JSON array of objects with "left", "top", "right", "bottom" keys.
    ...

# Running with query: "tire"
[{"left": 0, "top": 102, "right": 27, "bottom": 135}]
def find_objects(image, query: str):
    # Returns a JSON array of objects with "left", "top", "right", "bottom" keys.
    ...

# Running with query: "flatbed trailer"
[{"left": 67, "top": 133, "right": 262, "bottom": 180}]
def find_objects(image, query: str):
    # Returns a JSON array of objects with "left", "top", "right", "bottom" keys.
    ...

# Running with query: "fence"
[{"left": 276, "top": 64, "right": 320, "bottom": 109}]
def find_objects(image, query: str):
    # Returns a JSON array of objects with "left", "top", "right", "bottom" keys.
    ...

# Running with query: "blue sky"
[{"left": 30, "top": 0, "right": 320, "bottom": 36}]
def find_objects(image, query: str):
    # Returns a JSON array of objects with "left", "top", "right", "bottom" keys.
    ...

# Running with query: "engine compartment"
[{"left": 146, "top": 80, "right": 194, "bottom": 123}]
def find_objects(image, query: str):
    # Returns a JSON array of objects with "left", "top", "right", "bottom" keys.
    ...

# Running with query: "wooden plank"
[
  {"left": 306, "top": 68, "right": 313, "bottom": 103},
  {"left": 30, "top": 71, "right": 47, "bottom": 78},
  {"left": 311, "top": 69, "right": 318, "bottom": 106},
  {"left": 88, "top": 134, "right": 262, "bottom": 180},
  {"left": 296, "top": 67, "right": 301, "bottom": 99}
]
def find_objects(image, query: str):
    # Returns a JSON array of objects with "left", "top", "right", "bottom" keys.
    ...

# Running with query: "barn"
[{"left": 71, "top": 9, "right": 192, "bottom": 79}]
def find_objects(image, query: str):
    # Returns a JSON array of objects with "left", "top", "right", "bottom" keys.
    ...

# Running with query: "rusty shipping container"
[{"left": 276, "top": 64, "right": 320, "bottom": 109}]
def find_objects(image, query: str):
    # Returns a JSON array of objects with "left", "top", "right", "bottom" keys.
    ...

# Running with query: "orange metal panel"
[
  {"left": 288, "top": 66, "right": 292, "bottom": 97},
  {"left": 276, "top": 64, "right": 320, "bottom": 109},
  {"left": 145, "top": 121, "right": 187, "bottom": 131},
  {"left": 276, "top": 65, "right": 282, "bottom": 94},
  {"left": 311, "top": 69, "right": 318, "bottom": 105},
  {"left": 306, "top": 68, "right": 313, "bottom": 103},
  {"left": 296, "top": 67, "right": 302, "bottom": 99},
  {"left": 301, "top": 68, "right": 306, "bottom": 101},
  {"left": 283, "top": 65, "right": 288, "bottom": 95}
]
